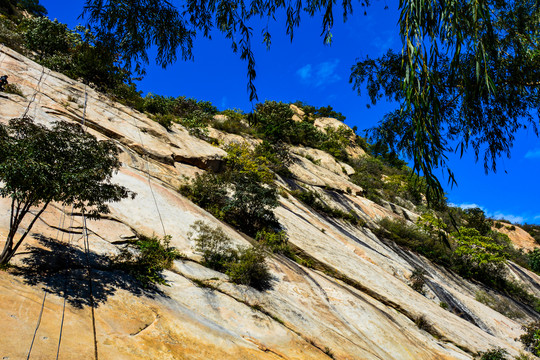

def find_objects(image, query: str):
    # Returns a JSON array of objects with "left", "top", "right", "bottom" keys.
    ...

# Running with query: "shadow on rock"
[{"left": 11, "top": 234, "right": 166, "bottom": 309}]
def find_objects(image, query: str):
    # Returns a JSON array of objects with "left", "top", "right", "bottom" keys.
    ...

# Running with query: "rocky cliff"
[{"left": 1, "top": 44, "right": 539, "bottom": 360}]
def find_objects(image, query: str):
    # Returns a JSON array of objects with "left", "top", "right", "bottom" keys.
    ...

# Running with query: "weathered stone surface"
[
  {"left": 493, "top": 222, "right": 539, "bottom": 251},
  {"left": 0, "top": 44, "right": 539, "bottom": 360},
  {"left": 291, "top": 146, "right": 355, "bottom": 176},
  {"left": 313, "top": 117, "right": 366, "bottom": 158}
]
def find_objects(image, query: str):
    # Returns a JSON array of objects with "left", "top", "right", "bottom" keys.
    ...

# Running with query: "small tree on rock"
[{"left": 0, "top": 117, "right": 135, "bottom": 266}]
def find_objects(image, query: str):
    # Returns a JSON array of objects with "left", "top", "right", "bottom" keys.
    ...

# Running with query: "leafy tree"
[
  {"left": 0, "top": 117, "right": 134, "bottom": 266},
  {"left": 254, "top": 101, "right": 295, "bottom": 142},
  {"left": 180, "top": 143, "right": 279, "bottom": 236},
  {"left": 22, "top": 17, "right": 72, "bottom": 60},
  {"left": 463, "top": 207, "right": 493, "bottom": 236}
]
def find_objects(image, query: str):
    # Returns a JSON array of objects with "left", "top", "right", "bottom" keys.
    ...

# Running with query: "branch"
[{"left": 10, "top": 200, "right": 51, "bottom": 257}]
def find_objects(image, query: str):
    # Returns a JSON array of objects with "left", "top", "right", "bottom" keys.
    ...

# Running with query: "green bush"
[
  {"left": 452, "top": 227, "right": 507, "bottom": 282},
  {"left": 142, "top": 93, "right": 175, "bottom": 115},
  {"left": 253, "top": 140, "right": 292, "bottom": 178},
  {"left": 226, "top": 246, "right": 272, "bottom": 290},
  {"left": 179, "top": 172, "right": 228, "bottom": 219},
  {"left": 178, "top": 110, "right": 211, "bottom": 139},
  {"left": 213, "top": 110, "right": 254, "bottom": 135},
  {"left": 475, "top": 348, "right": 508, "bottom": 360},
  {"left": 189, "top": 221, "right": 272, "bottom": 290},
  {"left": 189, "top": 220, "right": 236, "bottom": 272},
  {"left": 115, "top": 235, "right": 181, "bottom": 286},
  {"left": 22, "top": 17, "right": 71, "bottom": 60},
  {"left": 110, "top": 83, "right": 144, "bottom": 110},
  {"left": 319, "top": 125, "right": 353, "bottom": 161},
  {"left": 463, "top": 207, "right": 493, "bottom": 236},
  {"left": 172, "top": 96, "right": 217, "bottom": 117},
  {"left": 3, "top": 83, "right": 24, "bottom": 97},
  {"left": 522, "top": 224, "right": 540, "bottom": 244},
  {"left": 375, "top": 217, "right": 452, "bottom": 264},
  {"left": 529, "top": 249, "right": 540, "bottom": 273},
  {"left": 179, "top": 144, "right": 280, "bottom": 236},
  {"left": 256, "top": 229, "right": 292, "bottom": 256},
  {"left": 410, "top": 268, "right": 427, "bottom": 294},
  {"left": 520, "top": 321, "right": 540, "bottom": 356},
  {"left": 153, "top": 113, "right": 175, "bottom": 130},
  {"left": 0, "top": 15, "right": 24, "bottom": 52},
  {"left": 254, "top": 100, "right": 295, "bottom": 142}
]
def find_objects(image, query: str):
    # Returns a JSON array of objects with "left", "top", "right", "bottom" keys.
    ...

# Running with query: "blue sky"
[{"left": 40, "top": 0, "right": 540, "bottom": 224}]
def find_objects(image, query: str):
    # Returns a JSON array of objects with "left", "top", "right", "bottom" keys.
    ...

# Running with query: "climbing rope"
[
  {"left": 22, "top": 65, "right": 47, "bottom": 119},
  {"left": 55, "top": 205, "right": 77, "bottom": 360},
  {"left": 82, "top": 210, "right": 99, "bottom": 360},
  {"left": 25, "top": 204, "right": 66, "bottom": 359},
  {"left": 25, "top": 292, "right": 47, "bottom": 360},
  {"left": 130, "top": 115, "right": 168, "bottom": 237}
]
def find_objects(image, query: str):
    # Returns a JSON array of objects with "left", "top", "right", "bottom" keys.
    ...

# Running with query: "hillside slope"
[{"left": 1, "top": 44, "right": 539, "bottom": 360}]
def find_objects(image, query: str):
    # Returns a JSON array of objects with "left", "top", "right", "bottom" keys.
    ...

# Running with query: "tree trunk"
[{"left": 0, "top": 200, "right": 50, "bottom": 266}]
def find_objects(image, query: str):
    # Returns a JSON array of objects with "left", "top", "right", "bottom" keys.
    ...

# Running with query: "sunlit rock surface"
[{"left": 0, "top": 44, "right": 539, "bottom": 359}]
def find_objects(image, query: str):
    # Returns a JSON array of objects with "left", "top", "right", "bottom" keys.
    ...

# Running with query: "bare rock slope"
[{"left": 1, "top": 45, "right": 539, "bottom": 359}]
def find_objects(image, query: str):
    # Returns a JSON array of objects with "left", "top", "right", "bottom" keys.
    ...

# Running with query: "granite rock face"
[{"left": 0, "top": 45, "right": 539, "bottom": 359}]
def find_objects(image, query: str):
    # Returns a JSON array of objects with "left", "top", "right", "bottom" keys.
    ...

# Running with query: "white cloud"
[
  {"left": 296, "top": 60, "right": 341, "bottom": 87},
  {"left": 452, "top": 203, "right": 526, "bottom": 224},
  {"left": 525, "top": 148, "right": 540, "bottom": 159},
  {"left": 455, "top": 203, "right": 485, "bottom": 211},
  {"left": 296, "top": 64, "right": 312, "bottom": 80},
  {"left": 492, "top": 213, "right": 525, "bottom": 224}
]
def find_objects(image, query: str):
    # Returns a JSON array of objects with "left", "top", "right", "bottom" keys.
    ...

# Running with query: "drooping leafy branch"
[
  {"left": 351, "top": 0, "right": 540, "bottom": 201},
  {"left": 82, "top": 0, "right": 369, "bottom": 101}
]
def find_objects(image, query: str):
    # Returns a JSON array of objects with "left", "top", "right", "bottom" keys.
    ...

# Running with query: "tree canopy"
[
  {"left": 82, "top": 0, "right": 539, "bottom": 200},
  {"left": 0, "top": 117, "right": 135, "bottom": 265}
]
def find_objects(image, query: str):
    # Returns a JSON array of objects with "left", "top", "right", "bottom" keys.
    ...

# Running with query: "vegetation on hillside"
[
  {"left": 3, "top": 0, "right": 540, "bottom": 322},
  {"left": 376, "top": 207, "right": 540, "bottom": 314}
]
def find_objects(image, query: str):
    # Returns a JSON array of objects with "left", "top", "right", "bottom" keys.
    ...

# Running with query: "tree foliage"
[
  {"left": 0, "top": 117, "right": 134, "bottom": 265},
  {"left": 351, "top": 0, "right": 540, "bottom": 200}
]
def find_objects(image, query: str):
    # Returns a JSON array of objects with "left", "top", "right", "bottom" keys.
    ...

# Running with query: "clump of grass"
[{"left": 3, "top": 83, "right": 24, "bottom": 97}]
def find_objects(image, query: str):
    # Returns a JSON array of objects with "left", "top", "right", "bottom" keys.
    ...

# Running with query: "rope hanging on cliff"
[
  {"left": 82, "top": 210, "right": 99, "bottom": 360},
  {"left": 55, "top": 205, "right": 77, "bottom": 360},
  {"left": 77, "top": 87, "right": 99, "bottom": 360},
  {"left": 130, "top": 116, "right": 167, "bottom": 237},
  {"left": 22, "top": 65, "right": 47, "bottom": 119},
  {"left": 25, "top": 292, "right": 47, "bottom": 360},
  {"left": 25, "top": 205, "right": 66, "bottom": 359}
]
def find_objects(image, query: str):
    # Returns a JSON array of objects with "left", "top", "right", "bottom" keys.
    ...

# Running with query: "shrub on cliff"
[
  {"left": 189, "top": 221, "right": 272, "bottom": 290},
  {"left": 114, "top": 235, "right": 181, "bottom": 286}
]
